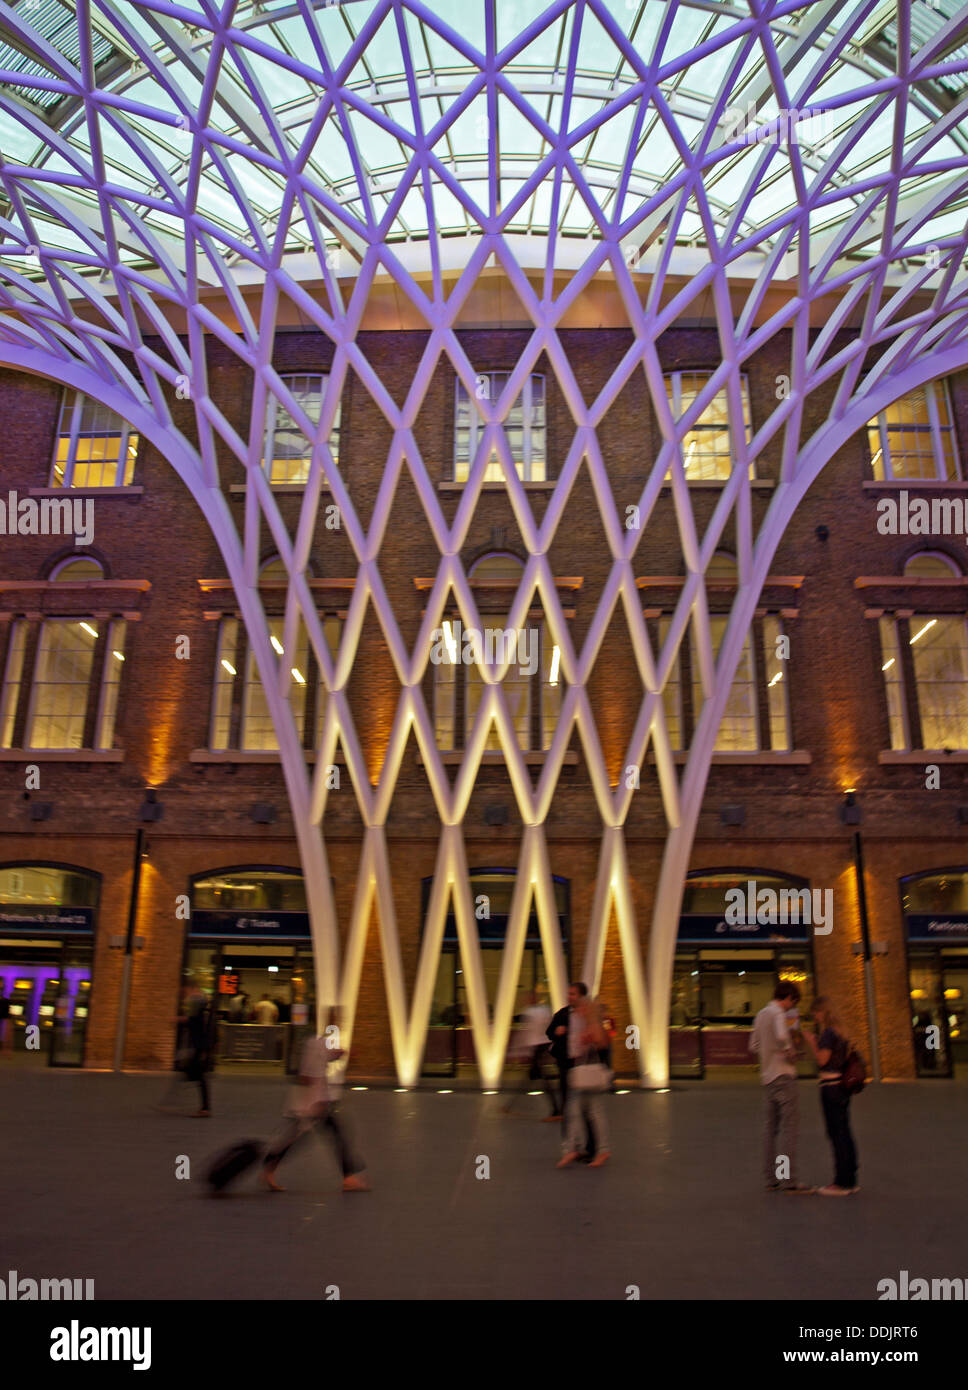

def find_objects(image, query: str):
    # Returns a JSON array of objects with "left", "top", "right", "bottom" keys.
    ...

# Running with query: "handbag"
[
  {"left": 570, "top": 1046, "right": 612, "bottom": 1093},
  {"left": 841, "top": 1041, "right": 867, "bottom": 1095}
]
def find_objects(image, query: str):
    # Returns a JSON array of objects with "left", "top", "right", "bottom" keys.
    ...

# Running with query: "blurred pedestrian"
[
  {"left": 253, "top": 994, "right": 279, "bottom": 1025},
  {"left": 261, "top": 1011, "right": 369, "bottom": 1194},
  {"left": 556, "top": 993, "right": 611, "bottom": 1168},
  {"left": 505, "top": 990, "right": 560, "bottom": 1119},
  {"left": 0, "top": 988, "right": 11, "bottom": 1055},
  {"left": 182, "top": 986, "right": 218, "bottom": 1118},
  {"left": 802, "top": 996, "right": 860, "bottom": 1197}
]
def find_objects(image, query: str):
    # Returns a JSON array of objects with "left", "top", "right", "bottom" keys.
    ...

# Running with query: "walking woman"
[
  {"left": 803, "top": 997, "right": 859, "bottom": 1197},
  {"left": 556, "top": 992, "right": 611, "bottom": 1169}
]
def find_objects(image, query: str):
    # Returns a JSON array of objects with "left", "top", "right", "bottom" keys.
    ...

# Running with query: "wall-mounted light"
[
  {"left": 139, "top": 789, "right": 163, "bottom": 822},
  {"left": 840, "top": 789, "right": 861, "bottom": 825}
]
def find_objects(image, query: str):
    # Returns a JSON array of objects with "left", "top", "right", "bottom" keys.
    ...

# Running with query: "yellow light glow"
[
  {"left": 910, "top": 988, "right": 927, "bottom": 999},
  {"left": 944, "top": 988, "right": 962, "bottom": 999},
  {"left": 221, "top": 659, "right": 236, "bottom": 676},
  {"left": 113, "top": 650, "right": 124, "bottom": 662},
  {"left": 768, "top": 671, "right": 782, "bottom": 687},
  {"left": 549, "top": 644, "right": 560, "bottom": 686},
  {"left": 442, "top": 620, "right": 458, "bottom": 664},
  {"left": 881, "top": 658, "right": 895, "bottom": 672},
  {"left": 270, "top": 636, "right": 284, "bottom": 655},
  {"left": 79, "top": 622, "right": 98, "bottom": 638},
  {"left": 291, "top": 667, "right": 305, "bottom": 685}
]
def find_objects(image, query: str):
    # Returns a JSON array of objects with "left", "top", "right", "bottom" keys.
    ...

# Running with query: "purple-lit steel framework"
[{"left": 1, "top": 1, "right": 968, "bottom": 1083}]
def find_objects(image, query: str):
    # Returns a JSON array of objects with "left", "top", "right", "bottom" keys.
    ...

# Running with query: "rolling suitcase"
[{"left": 206, "top": 1139, "right": 264, "bottom": 1194}]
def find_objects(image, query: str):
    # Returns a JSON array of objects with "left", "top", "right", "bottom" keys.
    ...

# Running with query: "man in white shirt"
[
  {"left": 253, "top": 994, "right": 279, "bottom": 1025},
  {"left": 505, "top": 991, "right": 559, "bottom": 1118},
  {"left": 750, "top": 982, "right": 813, "bottom": 1194},
  {"left": 261, "top": 1017, "right": 369, "bottom": 1193}
]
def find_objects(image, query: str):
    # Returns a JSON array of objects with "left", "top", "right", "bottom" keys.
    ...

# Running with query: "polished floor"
[{"left": 2, "top": 1068, "right": 965, "bottom": 1301}]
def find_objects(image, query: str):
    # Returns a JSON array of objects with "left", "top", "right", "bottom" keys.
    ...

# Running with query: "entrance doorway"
[
  {"left": 902, "top": 868, "right": 968, "bottom": 1076},
  {"left": 185, "top": 867, "right": 315, "bottom": 1074},
  {"left": 0, "top": 864, "right": 98, "bottom": 1067}
]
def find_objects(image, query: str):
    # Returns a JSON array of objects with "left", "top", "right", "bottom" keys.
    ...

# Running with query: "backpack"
[{"left": 842, "top": 1043, "right": 867, "bottom": 1095}]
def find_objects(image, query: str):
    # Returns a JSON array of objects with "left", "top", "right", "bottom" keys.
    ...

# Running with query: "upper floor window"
[
  {"left": 52, "top": 390, "right": 138, "bottom": 488},
  {"left": 433, "top": 553, "right": 561, "bottom": 751},
  {"left": 880, "top": 610, "right": 968, "bottom": 750},
  {"left": 454, "top": 373, "right": 546, "bottom": 483},
  {"left": 264, "top": 374, "right": 341, "bottom": 484},
  {"left": 1, "top": 614, "right": 127, "bottom": 751},
  {"left": 868, "top": 382, "right": 959, "bottom": 482},
  {"left": 663, "top": 372, "right": 753, "bottom": 481},
  {"left": 50, "top": 557, "right": 104, "bottom": 581}
]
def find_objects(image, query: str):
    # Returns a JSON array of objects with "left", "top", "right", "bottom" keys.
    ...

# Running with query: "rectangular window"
[
  {"left": 0, "top": 620, "right": 27, "bottom": 749},
  {"left": 454, "top": 372, "right": 546, "bottom": 483},
  {"left": 27, "top": 620, "right": 98, "bottom": 749},
  {"left": 878, "top": 617, "right": 907, "bottom": 750},
  {"left": 910, "top": 615, "right": 968, "bottom": 748},
  {"left": 868, "top": 382, "right": 959, "bottom": 482},
  {"left": 242, "top": 617, "right": 309, "bottom": 751},
  {"left": 762, "top": 616, "right": 791, "bottom": 752},
  {"left": 264, "top": 374, "right": 341, "bottom": 484},
  {"left": 51, "top": 390, "right": 138, "bottom": 488},
  {"left": 691, "top": 615, "right": 759, "bottom": 752},
  {"left": 210, "top": 618, "right": 239, "bottom": 751},
  {"left": 664, "top": 372, "right": 753, "bottom": 481}
]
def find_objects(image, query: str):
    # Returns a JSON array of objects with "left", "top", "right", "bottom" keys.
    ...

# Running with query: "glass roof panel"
[{"left": 0, "top": 0, "right": 962, "bottom": 281}]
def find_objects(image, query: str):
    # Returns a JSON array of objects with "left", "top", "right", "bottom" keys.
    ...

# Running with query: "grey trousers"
[{"left": 763, "top": 1075, "right": 799, "bottom": 1186}]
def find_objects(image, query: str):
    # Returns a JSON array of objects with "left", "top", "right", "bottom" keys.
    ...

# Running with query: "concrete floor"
[{"left": 2, "top": 1069, "right": 966, "bottom": 1301}]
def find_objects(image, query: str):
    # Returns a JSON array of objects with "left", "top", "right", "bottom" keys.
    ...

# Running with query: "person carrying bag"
[{"left": 556, "top": 995, "right": 612, "bottom": 1169}]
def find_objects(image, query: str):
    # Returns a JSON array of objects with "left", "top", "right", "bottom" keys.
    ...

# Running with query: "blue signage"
[
  {"left": 441, "top": 914, "right": 565, "bottom": 946},
  {"left": 906, "top": 914, "right": 968, "bottom": 943},
  {"left": 0, "top": 905, "right": 94, "bottom": 932},
  {"left": 677, "top": 914, "right": 809, "bottom": 943},
  {"left": 190, "top": 909, "right": 311, "bottom": 939}
]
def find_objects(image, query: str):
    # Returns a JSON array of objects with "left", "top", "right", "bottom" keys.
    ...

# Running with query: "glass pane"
[
  {"left": 242, "top": 616, "right": 308, "bottom": 750},
  {"left": 28, "top": 620, "right": 97, "bottom": 749},
  {"left": 51, "top": 939, "right": 93, "bottom": 1065},
  {"left": 910, "top": 957, "right": 950, "bottom": 1076},
  {"left": 762, "top": 616, "right": 790, "bottom": 751},
  {"left": 210, "top": 618, "right": 238, "bottom": 750},
  {"left": 96, "top": 619, "right": 126, "bottom": 749},
  {"left": 911, "top": 616, "right": 968, "bottom": 748},
  {"left": 0, "top": 619, "right": 27, "bottom": 748},
  {"left": 692, "top": 616, "right": 757, "bottom": 751},
  {"left": 879, "top": 617, "right": 906, "bottom": 750}
]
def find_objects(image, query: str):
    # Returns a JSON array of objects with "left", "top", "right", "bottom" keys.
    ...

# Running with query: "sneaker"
[
  {"left": 260, "top": 1169, "right": 285, "bottom": 1193},
  {"left": 780, "top": 1183, "right": 817, "bottom": 1195},
  {"left": 588, "top": 1151, "right": 610, "bottom": 1168},
  {"left": 817, "top": 1185, "right": 852, "bottom": 1197},
  {"left": 556, "top": 1152, "right": 581, "bottom": 1168},
  {"left": 342, "top": 1173, "right": 370, "bottom": 1192},
  {"left": 542, "top": 1114, "right": 563, "bottom": 1122},
  {"left": 765, "top": 1182, "right": 781, "bottom": 1191}
]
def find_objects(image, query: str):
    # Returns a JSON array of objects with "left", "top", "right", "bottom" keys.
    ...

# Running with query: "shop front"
[
  {"left": 903, "top": 869, "right": 968, "bottom": 1078},
  {"left": 0, "top": 864, "right": 98, "bottom": 1066},
  {"left": 421, "top": 869, "right": 570, "bottom": 1080},
  {"left": 184, "top": 867, "right": 316, "bottom": 1074},
  {"left": 670, "top": 869, "right": 817, "bottom": 1080}
]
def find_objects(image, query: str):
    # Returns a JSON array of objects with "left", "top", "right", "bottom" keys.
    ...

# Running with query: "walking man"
[
  {"left": 750, "top": 981, "right": 813, "bottom": 1194},
  {"left": 261, "top": 1018, "right": 369, "bottom": 1193}
]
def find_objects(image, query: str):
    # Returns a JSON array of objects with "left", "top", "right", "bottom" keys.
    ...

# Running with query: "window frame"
[
  {"left": 264, "top": 372, "right": 341, "bottom": 485},
  {"left": 453, "top": 371, "right": 547, "bottom": 483},
  {"left": 663, "top": 370, "right": 754, "bottom": 482},
  {"left": 51, "top": 390, "right": 138, "bottom": 489},
  {"left": 868, "top": 380, "right": 960, "bottom": 483}
]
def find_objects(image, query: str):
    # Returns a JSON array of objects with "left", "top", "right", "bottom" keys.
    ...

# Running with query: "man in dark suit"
[{"left": 547, "top": 982, "right": 597, "bottom": 1158}]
